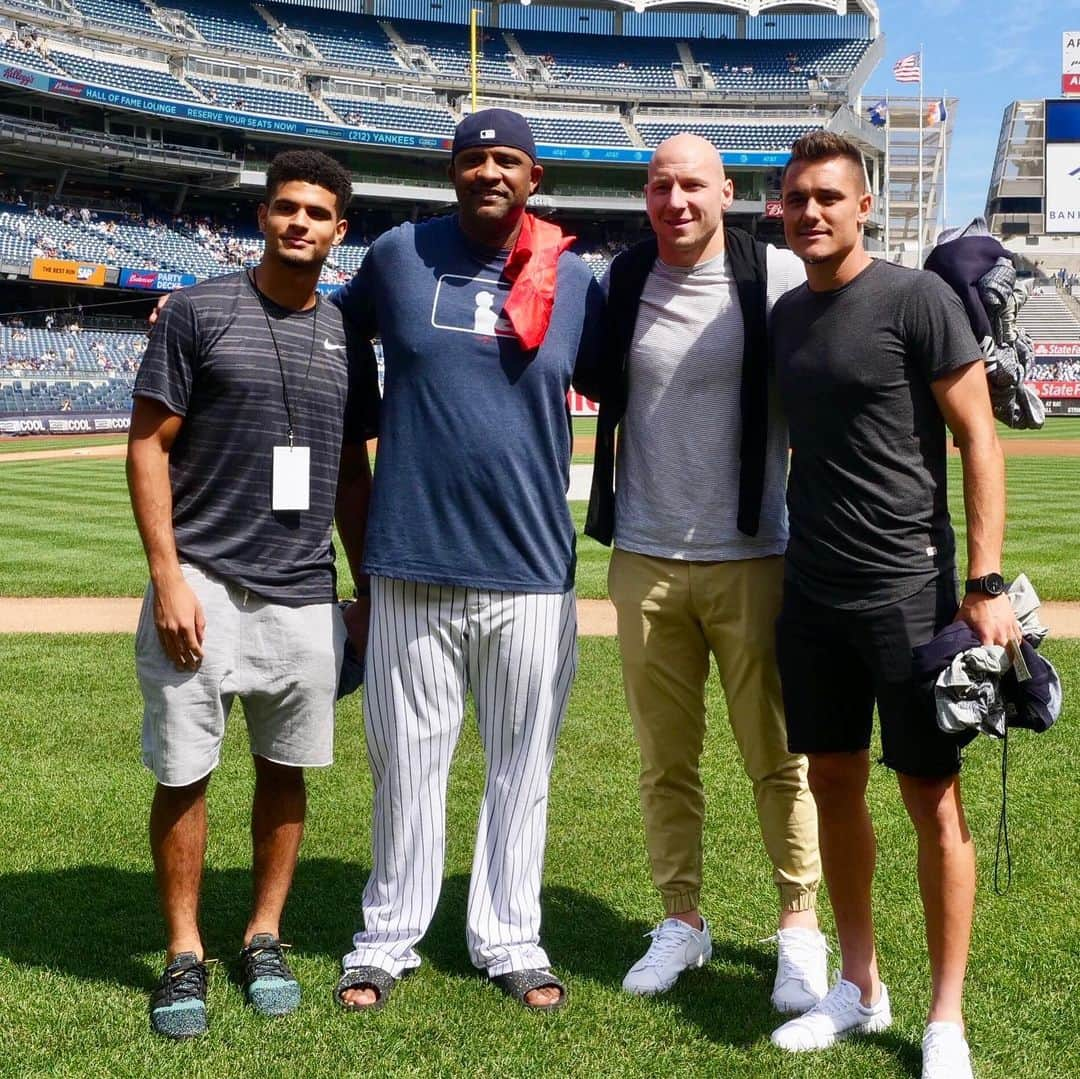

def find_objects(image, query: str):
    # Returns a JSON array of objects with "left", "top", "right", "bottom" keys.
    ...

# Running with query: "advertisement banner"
[
  {"left": 0, "top": 63, "right": 793, "bottom": 168},
  {"left": 1034, "top": 341, "right": 1080, "bottom": 356},
  {"left": 30, "top": 257, "right": 107, "bottom": 286},
  {"left": 568, "top": 391, "right": 599, "bottom": 417},
  {"left": 1045, "top": 142, "right": 1080, "bottom": 233},
  {"left": 119, "top": 268, "right": 197, "bottom": 290},
  {"left": 1028, "top": 380, "right": 1080, "bottom": 398},
  {"left": 1044, "top": 399, "right": 1080, "bottom": 416},
  {"left": 0, "top": 412, "right": 131, "bottom": 435},
  {"left": 764, "top": 200, "right": 784, "bottom": 218},
  {"left": 1064, "top": 32, "right": 1080, "bottom": 95}
]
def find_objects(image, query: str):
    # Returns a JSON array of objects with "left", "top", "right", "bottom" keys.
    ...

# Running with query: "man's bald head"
[
  {"left": 648, "top": 133, "right": 727, "bottom": 185},
  {"left": 645, "top": 133, "right": 734, "bottom": 267}
]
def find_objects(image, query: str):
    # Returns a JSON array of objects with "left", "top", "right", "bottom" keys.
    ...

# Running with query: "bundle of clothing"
[
  {"left": 911, "top": 574, "right": 1062, "bottom": 893},
  {"left": 924, "top": 218, "right": 1044, "bottom": 430},
  {"left": 912, "top": 575, "right": 1061, "bottom": 738}
]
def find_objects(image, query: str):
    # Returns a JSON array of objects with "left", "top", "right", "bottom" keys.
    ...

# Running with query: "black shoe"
[
  {"left": 239, "top": 933, "right": 301, "bottom": 1016},
  {"left": 150, "top": 952, "right": 208, "bottom": 1039}
]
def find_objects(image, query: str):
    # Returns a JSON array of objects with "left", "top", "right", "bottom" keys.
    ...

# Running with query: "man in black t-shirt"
[
  {"left": 768, "top": 132, "right": 1019, "bottom": 1079},
  {"left": 128, "top": 151, "right": 377, "bottom": 1039}
]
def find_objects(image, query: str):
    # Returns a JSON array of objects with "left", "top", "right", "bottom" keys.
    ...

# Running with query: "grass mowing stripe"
[
  {"left": 0, "top": 634, "right": 1076, "bottom": 1077},
  {"left": 1, "top": 456, "right": 1078, "bottom": 602}
]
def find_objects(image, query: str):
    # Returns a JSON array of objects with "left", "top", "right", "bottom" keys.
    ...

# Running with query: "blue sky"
[{"left": 861, "top": 0, "right": 1067, "bottom": 228}]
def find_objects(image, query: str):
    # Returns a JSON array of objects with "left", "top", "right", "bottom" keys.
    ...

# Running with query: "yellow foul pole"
[{"left": 470, "top": 9, "right": 479, "bottom": 112}]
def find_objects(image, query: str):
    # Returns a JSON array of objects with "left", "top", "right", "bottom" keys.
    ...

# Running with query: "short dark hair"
[
  {"left": 265, "top": 150, "right": 353, "bottom": 217},
  {"left": 782, "top": 130, "right": 866, "bottom": 191}
]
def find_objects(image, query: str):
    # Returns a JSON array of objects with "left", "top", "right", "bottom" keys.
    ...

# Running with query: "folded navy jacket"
[{"left": 911, "top": 623, "right": 1061, "bottom": 735}]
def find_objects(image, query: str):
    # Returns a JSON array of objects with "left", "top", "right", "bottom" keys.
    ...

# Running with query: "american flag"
[{"left": 893, "top": 53, "right": 922, "bottom": 83}]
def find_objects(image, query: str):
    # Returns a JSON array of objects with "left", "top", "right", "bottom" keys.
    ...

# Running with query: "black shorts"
[{"left": 775, "top": 573, "right": 976, "bottom": 778}]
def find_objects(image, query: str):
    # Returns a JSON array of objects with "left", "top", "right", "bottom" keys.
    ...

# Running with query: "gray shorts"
[{"left": 136, "top": 562, "right": 345, "bottom": 787}]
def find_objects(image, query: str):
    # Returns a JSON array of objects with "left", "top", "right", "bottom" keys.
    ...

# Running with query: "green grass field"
[
  {"left": 0, "top": 633, "right": 1077, "bottom": 1078},
  {"left": 0, "top": 434, "right": 128, "bottom": 454},
  {"left": 3, "top": 454, "right": 1078, "bottom": 601}
]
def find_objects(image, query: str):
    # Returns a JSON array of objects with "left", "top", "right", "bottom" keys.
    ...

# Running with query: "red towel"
[{"left": 501, "top": 212, "right": 577, "bottom": 352}]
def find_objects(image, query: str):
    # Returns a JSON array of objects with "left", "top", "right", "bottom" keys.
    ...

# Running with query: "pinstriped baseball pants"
[{"left": 343, "top": 576, "right": 578, "bottom": 978}]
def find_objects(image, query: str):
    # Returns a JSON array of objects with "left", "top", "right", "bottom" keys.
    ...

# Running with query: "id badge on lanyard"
[
  {"left": 272, "top": 444, "right": 311, "bottom": 511},
  {"left": 251, "top": 269, "right": 320, "bottom": 513}
]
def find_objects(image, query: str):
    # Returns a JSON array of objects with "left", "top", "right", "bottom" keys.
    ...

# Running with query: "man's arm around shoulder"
[
  {"left": 931, "top": 362, "right": 1020, "bottom": 646},
  {"left": 335, "top": 439, "right": 373, "bottom": 657},
  {"left": 127, "top": 396, "right": 205, "bottom": 670}
]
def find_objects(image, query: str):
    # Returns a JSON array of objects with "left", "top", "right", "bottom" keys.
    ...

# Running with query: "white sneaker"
[
  {"left": 922, "top": 1021, "right": 974, "bottom": 1079},
  {"left": 771, "top": 978, "right": 892, "bottom": 1051},
  {"left": 622, "top": 917, "right": 712, "bottom": 996},
  {"left": 767, "top": 927, "right": 829, "bottom": 1014}
]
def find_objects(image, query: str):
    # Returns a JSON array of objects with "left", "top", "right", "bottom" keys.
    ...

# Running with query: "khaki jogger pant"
[{"left": 608, "top": 548, "right": 821, "bottom": 915}]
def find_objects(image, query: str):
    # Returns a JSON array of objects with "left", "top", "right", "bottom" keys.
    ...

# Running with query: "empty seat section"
[
  {"left": 393, "top": 20, "right": 516, "bottom": 82},
  {"left": 187, "top": 77, "right": 324, "bottom": 120},
  {"left": 172, "top": 0, "right": 286, "bottom": 56},
  {"left": 72, "top": 0, "right": 173, "bottom": 41},
  {"left": 636, "top": 121, "right": 819, "bottom": 151},
  {"left": 264, "top": 6, "right": 401, "bottom": 70},
  {"left": 326, "top": 97, "right": 454, "bottom": 136},
  {"left": 689, "top": 38, "right": 869, "bottom": 93},
  {"left": 0, "top": 37, "right": 64, "bottom": 72},
  {"left": 51, "top": 50, "right": 199, "bottom": 100},
  {"left": 513, "top": 30, "right": 679, "bottom": 89},
  {"left": 522, "top": 114, "right": 629, "bottom": 147}
]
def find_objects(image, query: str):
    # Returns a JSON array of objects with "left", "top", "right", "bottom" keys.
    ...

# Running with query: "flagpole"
[
  {"left": 470, "top": 8, "right": 479, "bottom": 113},
  {"left": 917, "top": 44, "right": 924, "bottom": 265},
  {"left": 884, "top": 93, "right": 891, "bottom": 260},
  {"left": 941, "top": 89, "right": 948, "bottom": 232}
]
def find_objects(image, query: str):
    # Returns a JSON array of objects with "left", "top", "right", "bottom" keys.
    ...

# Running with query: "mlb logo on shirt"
[{"left": 431, "top": 273, "right": 515, "bottom": 337}]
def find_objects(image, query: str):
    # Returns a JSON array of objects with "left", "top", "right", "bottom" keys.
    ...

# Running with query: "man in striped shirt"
[{"left": 129, "top": 150, "right": 377, "bottom": 1039}]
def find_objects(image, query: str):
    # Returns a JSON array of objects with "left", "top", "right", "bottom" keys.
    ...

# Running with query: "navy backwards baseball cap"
[{"left": 452, "top": 108, "right": 536, "bottom": 163}]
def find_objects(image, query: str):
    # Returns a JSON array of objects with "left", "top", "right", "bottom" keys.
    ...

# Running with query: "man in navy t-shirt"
[{"left": 331, "top": 109, "right": 604, "bottom": 1012}]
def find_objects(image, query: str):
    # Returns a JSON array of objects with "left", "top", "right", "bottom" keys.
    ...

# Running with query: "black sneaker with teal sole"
[
  {"left": 150, "top": 952, "right": 208, "bottom": 1039},
  {"left": 239, "top": 934, "right": 301, "bottom": 1016}
]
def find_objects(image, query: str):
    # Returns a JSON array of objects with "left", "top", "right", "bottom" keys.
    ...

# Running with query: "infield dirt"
[{"left": 3, "top": 438, "right": 1078, "bottom": 636}]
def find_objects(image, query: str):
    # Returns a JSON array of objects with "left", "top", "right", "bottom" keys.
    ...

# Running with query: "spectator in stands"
[
  {"left": 585, "top": 133, "right": 825, "bottom": 1009},
  {"left": 331, "top": 107, "right": 604, "bottom": 1016},
  {"left": 129, "top": 149, "right": 377, "bottom": 1040},
  {"left": 768, "top": 129, "right": 1015, "bottom": 1079}
]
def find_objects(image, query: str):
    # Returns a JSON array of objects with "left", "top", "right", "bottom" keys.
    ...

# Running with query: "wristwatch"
[{"left": 965, "top": 573, "right": 1006, "bottom": 597}]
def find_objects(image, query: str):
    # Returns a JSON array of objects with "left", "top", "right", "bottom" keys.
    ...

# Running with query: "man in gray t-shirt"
[
  {"left": 587, "top": 134, "right": 825, "bottom": 1012},
  {"left": 128, "top": 151, "right": 376, "bottom": 1040}
]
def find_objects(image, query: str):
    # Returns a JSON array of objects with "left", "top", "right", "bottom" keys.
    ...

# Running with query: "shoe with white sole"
[
  {"left": 766, "top": 927, "right": 829, "bottom": 1014},
  {"left": 771, "top": 977, "right": 892, "bottom": 1051},
  {"left": 922, "top": 1021, "right": 974, "bottom": 1079},
  {"left": 622, "top": 917, "right": 712, "bottom": 996}
]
